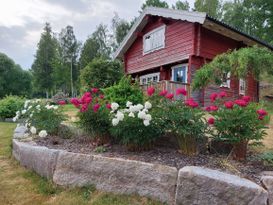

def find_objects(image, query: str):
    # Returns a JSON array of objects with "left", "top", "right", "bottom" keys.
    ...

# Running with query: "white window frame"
[
  {"left": 143, "top": 25, "right": 166, "bottom": 55},
  {"left": 239, "top": 78, "right": 246, "bottom": 95},
  {"left": 171, "top": 64, "right": 188, "bottom": 83},
  {"left": 139, "top": 72, "right": 160, "bottom": 85},
  {"left": 220, "top": 72, "right": 231, "bottom": 88}
]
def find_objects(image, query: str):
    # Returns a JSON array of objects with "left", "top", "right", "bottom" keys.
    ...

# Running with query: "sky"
[{"left": 0, "top": 0, "right": 195, "bottom": 69}]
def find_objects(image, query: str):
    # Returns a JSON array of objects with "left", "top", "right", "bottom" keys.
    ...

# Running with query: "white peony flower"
[
  {"left": 144, "top": 101, "right": 152, "bottom": 109},
  {"left": 12, "top": 116, "right": 18, "bottom": 122},
  {"left": 24, "top": 100, "right": 30, "bottom": 108},
  {"left": 128, "top": 112, "right": 135, "bottom": 118},
  {"left": 21, "top": 110, "right": 26, "bottom": 114},
  {"left": 126, "top": 101, "right": 133, "bottom": 107},
  {"left": 111, "top": 102, "right": 119, "bottom": 111},
  {"left": 39, "top": 130, "right": 48, "bottom": 138},
  {"left": 16, "top": 111, "right": 20, "bottom": 116},
  {"left": 136, "top": 104, "right": 144, "bottom": 111},
  {"left": 35, "top": 99, "right": 41, "bottom": 103},
  {"left": 116, "top": 111, "right": 124, "bottom": 121},
  {"left": 30, "top": 114, "right": 33, "bottom": 118},
  {"left": 53, "top": 106, "right": 58, "bottom": 110},
  {"left": 30, "top": 126, "right": 37, "bottom": 134},
  {"left": 129, "top": 105, "right": 138, "bottom": 113},
  {"left": 144, "top": 114, "right": 152, "bottom": 121},
  {"left": 36, "top": 105, "right": 41, "bottom": 110},
  {"left": 143, "top": 120, "right": 150, "bottom": 126},
  {"left": 137, "top": 111, "right": 146, "bottom": 119},
  {"left": 27, "top": 105, "right": 32, "bottom": 110},
  {"left": 112, "top": 118, "right": 119, "bottom": 126}
]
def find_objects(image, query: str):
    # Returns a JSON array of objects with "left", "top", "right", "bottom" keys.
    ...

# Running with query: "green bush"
[
  {"left": 104, "top": 76, "right": 143, "bottom": 108},
  {"left": 14, "top": 99, "right": 67, "bottom": 134},
  {"left": 109, "top": 101, "right": 163, "bottom": 151},
  {"left": 258, "top": 151, "right": 273, "bottom": 166},
  {"left": 80, "top": 58, "right": 123, "bottom": 91},
  {"left": 0, "top": 96, "right": 25, "bottom": 119}
]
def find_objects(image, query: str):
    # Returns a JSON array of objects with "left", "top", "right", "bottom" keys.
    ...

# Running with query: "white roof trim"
[{"left": 113, "top": 7, "right": 206, "bottom": 59}]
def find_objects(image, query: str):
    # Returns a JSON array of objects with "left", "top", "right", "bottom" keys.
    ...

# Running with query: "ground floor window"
[
  {"left": 171, "top": 64, "right": 188, "bottom": 83},
  {"left": 220, "top": 72, "right": 231, "bottom": 88},
  {"left": 239, "top": 79, "right": 246, "bottom": 95},
  {"left": 139, "top": 72, "right": 160, "bottom": 85}
]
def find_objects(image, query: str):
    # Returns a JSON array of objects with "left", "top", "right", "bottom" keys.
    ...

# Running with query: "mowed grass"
[{"left": 0, "top": 122, "right": 163, "bottom": 205}]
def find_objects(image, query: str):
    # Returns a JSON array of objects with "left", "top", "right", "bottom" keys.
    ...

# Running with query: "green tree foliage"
[
  {"left": 194, "top": 0, "right": 222, "bottom": 18},
  {"left": 192, "top": 46, "right": 273, "bottom": 90},
  {"left": 172, "top": 0, "right": 190, "bottom": 10},
  {"left": 58, "top": 25, "right": 81, "bottom": 96},
  {"left": 141, "top": 0, "right": 169, "bottom": 10},
  {"left": 31, "top": 23, "right": 59, "bottom": 98},
  {"left": 80, "top": 58, "right": 123, "bottom": 90},
  {"left": 0, "top": 53, "right": 32, "bottom": 98},
  {"left": 111, "top": 13, "right": 132, "bottom": 51}
]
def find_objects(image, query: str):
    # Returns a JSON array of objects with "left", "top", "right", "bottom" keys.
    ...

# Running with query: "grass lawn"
[{"left": 0, "top": 122, "right": 162, "bottom": 205}]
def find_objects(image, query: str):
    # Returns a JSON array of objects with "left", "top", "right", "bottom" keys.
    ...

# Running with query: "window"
[
  {"left": 239, "top": 79, "right": 246, "bottom": 95},
  {"left": 140, "top": 73, "right": 160, "bottom": 85},
  {"left": 171, "top": 64, "right": 188, "bottom": 83},
  {"left": 220, "top": 72, "right": 231, "bottom": 88},
  {"left": 143, "top": 26, "right": 165, "bottom": 54}
]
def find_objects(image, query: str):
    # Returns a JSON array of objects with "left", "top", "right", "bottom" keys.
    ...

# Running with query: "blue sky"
[{"left": 0, "top": 0, "right": 195, "bottom": 69}]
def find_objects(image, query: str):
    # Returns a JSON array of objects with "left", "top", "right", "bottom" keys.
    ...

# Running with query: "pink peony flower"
[
  {"left": 209, "top": 105, "right": 218, "bottom": 111},
  {"left": 176, "top": 88, "right": 187, "bottom": 96},
  {"left": 224, "top": 101, "right": 234, "bottom": 109},
  {"left": 70, "top": 98, "right": 80, "bottom": 107},
  {"left": 84, "top": 92, "right": 91, "bottom": 97},
  {"left": 234, "top": 99, "right": 248, "bottom": 107},
  {"left": 159, "top": 90, "right": 168, "bottom": 96},
  {"left": 185, "top": 98, "right": 198, "bottom": 108},
  {"left": 219, "top": 91, "right": 227, "bottom": 98},
  {"left": 258, "top": 115, "right": 264, "bottom": 120},
  {"left": 242, "top": 96, "right": 251, "bottom": 103},
  {"left": 257, "top": 109, "right": 268, "bottom": 116},
  {"left": 210, "top": 93, "right": 218, "bottom": 102},
  {"left": 80, "top": 104, "right": 88, "bottom": 112},
  {"left": 99, "top": 94, "right": 104, "bottom": 99},
  {"left": 93, "top": 103, "right": 100, "bottom": 112},
  {"left": 106, "top": 103, "right": 111, "bottom": 109},
  {"left": 147, "top": 87, "right": 155, "bottom": 96},
  {"left": 91, "top": 88, "right": 99, "bottom": 93},
  {"left": 83, "top": 97, "right": 92, "bottom": 104},
  {"left": 208, "top": 117, "right": 215, "bottom": 125},
  {"left": 205, "top": 106, "right": 211, "bottom": 111},
  {"left": 165, "top": 93, "right": 174, "bottom": 100},
  {"left": 58, "top": 100, "right": 66, "bottom": 105}
]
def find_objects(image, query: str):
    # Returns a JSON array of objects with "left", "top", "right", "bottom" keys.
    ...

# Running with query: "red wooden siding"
[{"left": 125, "top": 18, "right": 194, "bottom": 74}]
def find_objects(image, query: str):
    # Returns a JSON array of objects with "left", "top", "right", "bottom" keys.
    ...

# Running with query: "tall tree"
[
  {"left": 172, "top": 0, "right": 190, "bottom": 10},
  {"left": 58, "top": 25, "right": 81, "bottom": 97},
  {"left": 141, "top": 0, "right": 169, "bottom": 11},
  {"left": 31, "top": 23, "right": 58, "bottom": 98},
  {"left": 194, "top": 0, "right": 222, "bottom": 18},
  {"left": 111, "top": 13, "right": 132, "bottom": 51}
]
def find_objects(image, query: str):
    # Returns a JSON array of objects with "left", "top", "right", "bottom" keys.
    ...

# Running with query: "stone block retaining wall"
[{"left": 12, "top": 126, "right": 272, "bottom": 205}]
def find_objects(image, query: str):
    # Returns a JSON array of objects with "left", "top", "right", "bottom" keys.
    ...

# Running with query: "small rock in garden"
[{"left": 261, "top": 176, "right": 273, "bottom": 205}]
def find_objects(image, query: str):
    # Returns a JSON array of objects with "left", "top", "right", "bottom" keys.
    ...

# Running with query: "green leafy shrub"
[
  {"left": 103, "top": 76, "right": 143, "bottom": 108},
  {"left": 0, "top": 95, "right": 25, "bottom": 119},
  {"left": 14, "top": 99, "right": 67, "bottom": 135},
  {"left": 258, "top": 151, "right": 273, "bottom": 166},
  {"left": 109, "top": 101, "right": 163, "bottom": 151},
  {"left": 80, "top": 58, "right": 123, "bottom": 91},
  {"left": 207, "top": 92, "right": 269, "bottom": 160},
  {"left": 71, "top": 90, "right": 112, "bottom": 143}
]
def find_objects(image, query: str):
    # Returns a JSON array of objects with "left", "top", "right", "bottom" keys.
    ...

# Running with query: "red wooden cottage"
[{"left": 114, "top": 7, "right": 273, "bottom": 106}]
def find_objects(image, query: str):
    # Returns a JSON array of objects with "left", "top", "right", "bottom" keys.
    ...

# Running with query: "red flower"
[
  {"left": 99, "top": 94, "right": 104, "bottom": 99},
  {"left": 257, "top": 109, "right": 268, "bottom": 116},
  {"left": 219, "top": 91, "right": 227, "bottom": 98},
  {"left": 106, "top": 103, "right": 111, "bottom": 109},
  {"left": 93, "top": 103, "right": 100, "bottom": 112},
  {"left": 147, "top": 87, "right": 155, "bottom": 96},
  {"left": 210, "top": 105, "right": 218, "bottom": 111},
  {"left": 210, "top": 93, "right": 218, "bottom": 102},
  {"left": 91, "top": 88, "right": 99, "bottom": 93},
  {"left": 84, "top": 92, "right": 91, "bottom": 98},
  {"left": 224, "top": 101, "right": 234, "bottom": 109},
  {"left": 258, "top": 115, "right": 264, "bottom": 120},
  {"left": 58, "top": 100, "right": 66, "bottom": 105},
  {"left": 234, "top": 99, "right": 248, "bottom": 107},
  {"left": 165, "top": 93, "right": 174, "bottom": 100},
  {"left": 185, "top": 98, "right": 198, "bottom": 108},
  {"left": 70, "top": 98, "right": 80, "bottom": 107},
  {"left": 242, "top": 96, "right": 251, "bottom": 103},
  {"left": 80, "top": 104, "right": 88, "bottom": 112},
  {"left": 176, "top": 88, "right": 187, "bottom": 96},
  {"left": 159, "top": 90, "right": 168, "bottom": 96},
  {"left": 208, "top": 117, "right": 215, "bottom": 125},
  {"left": 83, "top": 97, "right": 92, "bottom": 104}
]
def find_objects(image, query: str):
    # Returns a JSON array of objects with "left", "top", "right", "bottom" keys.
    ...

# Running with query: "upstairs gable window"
[{"left": 143, "top": 25, "right": 165, "bottom": 54}]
